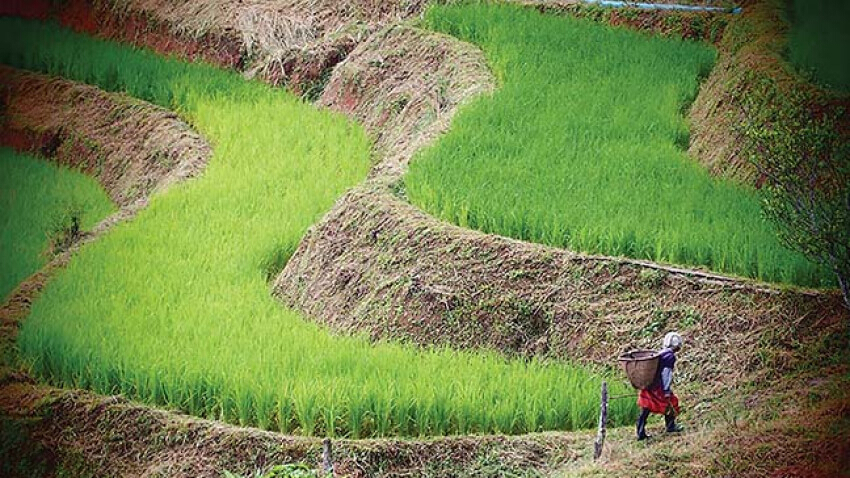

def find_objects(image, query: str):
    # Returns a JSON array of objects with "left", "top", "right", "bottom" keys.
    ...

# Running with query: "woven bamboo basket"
[{"left": 618, "top": 349, "right": 660, "bottom": 390}]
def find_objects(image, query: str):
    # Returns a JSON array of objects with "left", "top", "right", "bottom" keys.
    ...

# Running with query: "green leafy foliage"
[
  {"left": 0, "top": 148, "right": 115, "bottom": 300},
  {"left": 1, "top": 18, "right": 636, "bottom": 437},
  {"left": 406, "top": 4, "right": 833, "bottom": 287},
  {"left": 742, "top": 88, "right": 850, "bottom": 307}
]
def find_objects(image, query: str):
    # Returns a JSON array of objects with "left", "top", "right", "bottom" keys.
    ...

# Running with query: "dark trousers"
[{"left": 636, "top": 407, "right": 677, "bottom": 438}]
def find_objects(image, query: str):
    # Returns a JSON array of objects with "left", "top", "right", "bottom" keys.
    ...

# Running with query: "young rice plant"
[
  {"left": 405, "top": 4, "right": 834, "bottom": 287},
  {"left": 0, "top": 148, "right": 115, "bottom": 300},
  {"left": 0, "top": 18, "right": 636, "bottom": 438}
]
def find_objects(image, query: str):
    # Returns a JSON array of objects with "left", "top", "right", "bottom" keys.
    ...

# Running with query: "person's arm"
[{"left": 661, "top": 366, "right": 673, "bottom": 397}]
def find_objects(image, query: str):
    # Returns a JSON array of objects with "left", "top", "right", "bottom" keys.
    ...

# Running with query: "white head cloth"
[{"left": 663, "top": 331, "right": 683, "bottom": 350}]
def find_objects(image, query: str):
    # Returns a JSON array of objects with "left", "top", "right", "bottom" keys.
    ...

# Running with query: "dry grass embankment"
[
  {"left": 688, "top": 0, "right": 849, "bottom": 184},
  {"left": 0, "top": 66, "right": 210, "bottom": 207},
  {"left": 521, "top": 0, "right": 732, "bottom": 42},
  {"left": 0, "top": 370, "right": 592, "bottom": 477},
  {"left": 0, "top": 0, "right": 430, "bottom": 96},
  {"left": 319, "top": 24, "right": 495, "bottom": 182}
]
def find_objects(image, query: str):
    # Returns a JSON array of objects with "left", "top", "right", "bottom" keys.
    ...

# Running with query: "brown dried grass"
[
  {"left": 107, "top": 0, "right": 429, "bottom": 39},
  {"left": 104, "top": 0, "right": 432, "bottom": 87}
]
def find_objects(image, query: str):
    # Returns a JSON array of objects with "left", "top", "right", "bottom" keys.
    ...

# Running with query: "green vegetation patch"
[
  {"left": 0, "top": 19, "right": 635, "bottom": 438},
  {"left": 0, "top": 148, "right": 115, "bottom": 300},
  {"left": 406, "top": 4, "right": 833, "bottom": 287},
  {"left": 788, "top": 0, "right": 850, "bottom": 94}
]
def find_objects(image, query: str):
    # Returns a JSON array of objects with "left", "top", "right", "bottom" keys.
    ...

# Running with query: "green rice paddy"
[
  {"left": 0, "top": 148, "right": 115, "bottom": 300},
  {"left": 0, "top": 18, "right": 636, "bottom": 438},
  {"left": 787, "top": 0, "right": 850, "bottom": 93},
  {"left": 406, "top": 4, "right": 833, "bottom": 287}
]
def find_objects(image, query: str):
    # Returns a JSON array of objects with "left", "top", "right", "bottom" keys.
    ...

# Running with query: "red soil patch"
[
  {"left": 1, "top": 0, "right": 242, "bottom": 70},
  {"left": 0, "top": 127, "right": 41, "bottom": 153},
  {"left": 0, "top": 124, "right": 99, "bottom": 176},
  {"left": 264, "top": 35, "right": 358, "bottom": 95}
]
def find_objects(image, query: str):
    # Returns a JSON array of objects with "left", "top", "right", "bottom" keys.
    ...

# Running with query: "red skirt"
[{"left": 638, "top": 386, "right": 680, "bottom": 415}]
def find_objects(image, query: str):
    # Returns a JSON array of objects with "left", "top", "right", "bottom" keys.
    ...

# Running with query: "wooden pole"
[
  {"left": 322, "top": 438, "right": 334, "bottom": 475},
  {"left": 593, "top": 381, "right": 608, "bottom": 461}
]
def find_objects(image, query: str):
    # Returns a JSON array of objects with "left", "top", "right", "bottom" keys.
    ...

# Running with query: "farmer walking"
[{"left": 636, "top": 332, "right": 684, "bottom": 440}]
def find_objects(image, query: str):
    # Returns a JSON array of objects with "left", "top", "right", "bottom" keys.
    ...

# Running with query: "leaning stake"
[
  {"left": 322, "top": 438, "right": 334, "bottom": 475},
  {"left": 594, "top": 381, "right": 608, "bottom": 460}
]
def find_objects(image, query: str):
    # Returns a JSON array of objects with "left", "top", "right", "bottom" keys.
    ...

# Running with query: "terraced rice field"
[
  {"left": 2, "top": 2, "right": 849, "bottom": 476},
  {"left": 1, "top": 18, "right": 636, "bottom": 438},
  {"left": 406, "top": 4, "right": 833, "bottom": 287},
  {"left": 0, "top": 148, "right": 115, "bottom": 299}
]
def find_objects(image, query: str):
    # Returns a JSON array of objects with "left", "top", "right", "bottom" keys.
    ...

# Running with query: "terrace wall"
[
  {"left": 523, "top": 0, "right": 731, "bottom": 42},
  {"left": 0, "top": 66, "right": 210, "bottom": 207},
  {"left": 0, "top": 375, "right": 581, "bottom": 477},
  {"left": 688, "top": 0, "right": 849, "bottom": 184}
]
